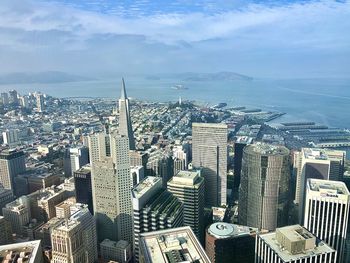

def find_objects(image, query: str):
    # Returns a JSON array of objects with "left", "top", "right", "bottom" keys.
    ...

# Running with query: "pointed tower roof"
[{"left": 120, "top": 78, "right": 127, "bottom": 100}]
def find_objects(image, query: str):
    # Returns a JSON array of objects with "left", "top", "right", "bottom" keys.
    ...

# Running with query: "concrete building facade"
[
  {"left": 192, "top": 123, "right": 228, "bottom": 207},
  {"left": 167, "top": 170, "right": 204, "bottom": 241}
]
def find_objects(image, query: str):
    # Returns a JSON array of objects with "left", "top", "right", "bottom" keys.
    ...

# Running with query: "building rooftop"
[
  {"left": 140, "top": 226, "right": 210, "bottom": 263},
  {"left": 0, "top": 240, "right": 42, "bottom": 263},
  {"left": 245, "top": 142, "right": 289, "bottom": 156},
  {"left": 4, "top": 198, "right": 27, "bottom": 211},
  {"left": 74, "top": 165, "right": 91, "bottom": 175},
  {"left": 0, "top": 149, "right": 25, "bottom": 159},
  {"left": 32, "top": 186, "right": 65, "bottom": 203},
  {"left": 208, "top": 222, "right": 258, "bottom": 239},
  {"left": 131, "top": 176, "right": 162, "bottom": 199},
  {"left": 235, "top": 136, "right": 253, "bottom": 144},
  {"left": 302, "top": 148, "right": 345, "bottom": 161},
  {"left": 53, "top": 204, "right": 88, "bottom": 232},
  {"left": 101, "top": 239, "right": 130, "bottom": 250},
  {"left": 35, "top": 217, "right": 63, "bottom": 232},
  {"left": 259, "top": 225, "right": 335, "bottom": 262},
  {"left": 307, "top": 179, "right": 349, "bottom": 197},
  {"left": 192, "top": 122, "right": 227, "bottom": 129},
  {"left": 169, "top": 170, "right": 201, "bottom": 185}
]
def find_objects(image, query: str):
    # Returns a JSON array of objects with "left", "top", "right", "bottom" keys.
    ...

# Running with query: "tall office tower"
[
  {"left": 2, "top": 197, "right": 30, "bottom": 235},
  {"left": 0, "top": 188, "right": 14, "bottom": 215},
  {"left": 294, "top": 148, "right": 345, "bottom": 205},
  {"left": 8, "top": 90, "right": 19, "bottom": 105},
  {"left": 139, "top": 226, "right": 210, "bottom": 263},
  {"left": 36, "top": 93, "right": 45, "bottom": 112},
  {"left": 192, "top": 123, "right": 228, "bottom": 207},
  {"left": 51, "top": 204, "right": 98, "bottom": 263},
  {"left": 146, "top": 151, "right": 174, "bottom": 188},
  {"left": 69, "top": 146, "right": 89, "bottom": 174},
  {"left": 0, "top": 216, "right": 12, "bottom": 245},
  {"left": 256, "top": 225, "right": 337, "bottom": 263},
  {"left": 91, "top": 132, "right": 133, "bottom": 244},
  {"left": 205, "top": 222, "right": 258, "bottom": 263},
  {"left": 88, "top": 132, "right": 110, "bottom": 163},
  {"left": 1, "top": 92, "right": 9, "bottom": 105},
  {"left": 2, "top": 129, "right": 19, "bottom": 147},
  {"left": 167, "top": 170, "right": 204, "bottom": 241},
  {"left": 132, "top": 177, "right": 184, "bottom": 261},
  {"left": 20, "top": 96, "right": 29, "bottom": 108},
  {"left": 238, "top": 143, "right": 290, "bottom": 231},
  {"left": 304, "top": 179, "right": 350, "bottom": 262},
  {"left": 233, "top": 136, "right": 252, "bottom": 188},
  {"left": 118, "top": 78, "right": 135, "bottom": 150},
  {"left": 100, "top": 239, "right": 132, "bottom": 263},
  {"left": 74, "top": 165, "right": 93, "bottom": 213},
  {"left": 0, "top": 150, "right": 26, "bottom": 192}
]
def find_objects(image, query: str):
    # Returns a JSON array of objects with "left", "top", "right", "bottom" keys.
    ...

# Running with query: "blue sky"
[{"left": 0, "top": 0, "right": 349, "bottom": 78}]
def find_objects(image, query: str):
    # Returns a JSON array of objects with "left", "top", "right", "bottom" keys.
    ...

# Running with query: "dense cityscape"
[{"left": 0, "top": 79, "right": 349, "bottom": 263}]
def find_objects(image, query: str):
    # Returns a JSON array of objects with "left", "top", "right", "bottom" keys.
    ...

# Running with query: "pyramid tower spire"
[
  {"left": 120, "top": 77, "right": 127, "bottom": 99},
  {"left": 118, "top": 78, "right": 135, "bottom": 150}
]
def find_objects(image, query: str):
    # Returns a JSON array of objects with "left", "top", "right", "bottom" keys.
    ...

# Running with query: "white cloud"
[{"left": 0, "top": 0, "right": 349, "bottom": 77}]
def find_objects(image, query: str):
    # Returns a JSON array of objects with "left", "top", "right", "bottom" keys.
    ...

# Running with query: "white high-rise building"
[
  {"left": 1, "top": 92, "right": 9, "bottom": 105},
  {"left": 88, "top": 132, "right": 110, "bottom": 163},
  {"left": 255, "top": 225, "right": 337, "bottom": 263},
  {"left": 69, "top": 146, "right": 89, "bottom": 175},
  {"left": 294, "top": 148, "right": 345, "bottom": 205},
  {"left": 20, "top": 96, "right": 29, "bottom": 108},
  {"left": 304, "top": 179, "right": 350, "bottom": 263},
  {"left": 36, "top": 93, "right": 45, "bottom": 112},
  {"left": 192, "top": 123, "right": 227, "bottom": 207},
  {"left": 2, "top": 129, "right": 19, "bottom": 147},
  {"left": 90, "top": 132, "right": 133, "bottom": 244}
]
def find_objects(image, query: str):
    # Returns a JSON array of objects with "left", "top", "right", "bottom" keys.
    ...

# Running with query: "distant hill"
[
  {"left": 0, "top": 71, "right": 94, "bottom": 84},
  {"left": 180, "top": 71, "right": 253, "bottom": 81}
]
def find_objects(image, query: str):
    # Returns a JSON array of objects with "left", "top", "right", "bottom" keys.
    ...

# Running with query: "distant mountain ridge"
[
  {"left": 180, "top": 71, "right": 253, "bottom": 81},
  {"left": 0, "top": 71, "right": 94, "bottom": 84}
]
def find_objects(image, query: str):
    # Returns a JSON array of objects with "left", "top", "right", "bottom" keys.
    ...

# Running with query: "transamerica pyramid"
[{"left": 118, "top": 78, "right": 135, "bottom": 150}]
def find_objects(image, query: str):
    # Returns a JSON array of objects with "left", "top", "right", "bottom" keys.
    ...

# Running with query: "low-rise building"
[
  {"left": 100, "top": 239, "right": 132, "bottom": 263},
  {"left": 139, "top": 226, "right": 210, "bottom": 263}
]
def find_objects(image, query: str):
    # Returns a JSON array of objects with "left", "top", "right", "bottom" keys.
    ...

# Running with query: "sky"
[{"left": 0, "top": 0, "right": 349, "bottom": 78}]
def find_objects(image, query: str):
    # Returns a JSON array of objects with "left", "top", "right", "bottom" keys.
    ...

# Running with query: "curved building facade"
[
  {"left": 205, "top": 222, "right": 257, "bottom": 263},
  {"left": 238, "top": 143, "right": 290, "bottom": 231}
]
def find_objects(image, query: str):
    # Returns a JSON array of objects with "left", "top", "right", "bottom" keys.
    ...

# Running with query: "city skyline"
[{"left": 0, "top": 1, "right": 349, "bottom": 262}]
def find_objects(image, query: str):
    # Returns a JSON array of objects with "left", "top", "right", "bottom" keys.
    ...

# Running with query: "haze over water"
[{"left": 0, "top": 77, "right": 349, "bottom": 129}]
